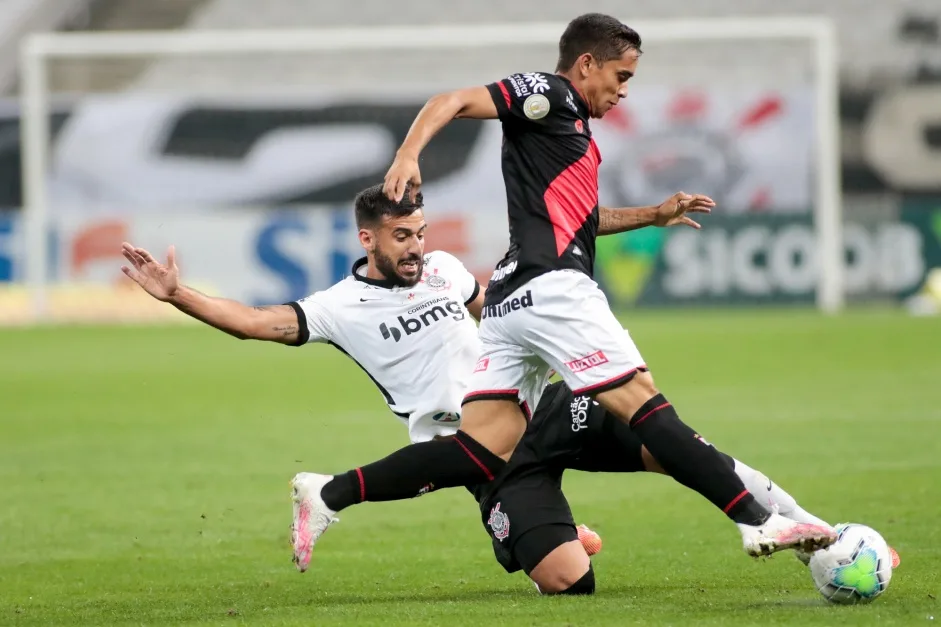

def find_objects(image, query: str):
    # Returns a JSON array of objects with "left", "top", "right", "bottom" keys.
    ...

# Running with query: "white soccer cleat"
[
  {"left": 290, "top": 472, "right": 339, "bottom": 572},
  {"left": 738, "top": 512, "right": 837, "bottom": 558}
]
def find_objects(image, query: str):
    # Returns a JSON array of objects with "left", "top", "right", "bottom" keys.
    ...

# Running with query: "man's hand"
[
  {"left": 121, "top": 242, "right": 180, "bottom": 302},
  {"left": 383, "top": 153, "right": 422, "bottom": 202},
  {"left": 654, "top": 192, "right": 715, "bottom": 229}
]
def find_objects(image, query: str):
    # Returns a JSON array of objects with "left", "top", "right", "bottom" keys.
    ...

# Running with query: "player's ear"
[
  {"left": 577, "top": 53, "right": 594, "bottom": 77},
  {"left": 358, "top": 228, "right": 374, "bottom": 251}
]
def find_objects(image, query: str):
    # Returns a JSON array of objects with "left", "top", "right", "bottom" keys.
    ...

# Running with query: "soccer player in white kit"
[{"left": 120, "top": 185, "right": 486, "bottom": 444}]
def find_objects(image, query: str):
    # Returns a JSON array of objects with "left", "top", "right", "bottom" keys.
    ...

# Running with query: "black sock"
[
  {"left": 320, "top": 431, "right": 506, "bottom": 512},
  {"left": 628, "top": 394, "right": 770, "bottom": 526}
]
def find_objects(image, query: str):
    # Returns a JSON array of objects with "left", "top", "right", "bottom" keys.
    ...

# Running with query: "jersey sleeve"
[
  {"left": 429, "top": 251, "right": 480, "bottom": 305},
  {"left": 485, "top": 72, "right": 570, "bottom": 127},
  {"left": 287, "top": 291, "right": 335, "bottom": 346}
]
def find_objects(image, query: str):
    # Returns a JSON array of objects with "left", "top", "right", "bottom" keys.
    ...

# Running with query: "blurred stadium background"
[
  {"left": 1, "top": 2, "right": 940, "bottom": 625},
  {"left": 0, "top": 0, "right": 939, "bottom": 319}
]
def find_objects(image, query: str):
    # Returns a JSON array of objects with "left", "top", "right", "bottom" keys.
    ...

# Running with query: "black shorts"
[
  {"left": 481, "top": 469, "right": 576, "bottom": 574},
  {"left": 476, "top": 381, "right": 648, "bottom": 573}
]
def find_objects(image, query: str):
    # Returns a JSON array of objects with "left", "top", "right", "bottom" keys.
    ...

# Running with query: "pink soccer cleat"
[
  {"left": 290, "top": 472, "right": 339, "bottom": 572},
  {"left": 739, "top": 513, "right": 837, "bottom": 558},
  {"left": 577, "top": 524, "right": 602, "bottom": 556}
]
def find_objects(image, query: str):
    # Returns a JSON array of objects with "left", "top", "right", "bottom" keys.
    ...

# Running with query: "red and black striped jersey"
[{"left": 484, "top": 72, "right": 601, "bottom": 304}]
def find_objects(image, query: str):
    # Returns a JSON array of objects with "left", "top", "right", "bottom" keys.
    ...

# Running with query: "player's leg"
[
  {"left": 638, "top": 445, "right": 830, "bottom": 525},
  {"left": 590, "top": 372, "right": 774, "bottom": 521},
  {"left": 290, "top": 330, "right": 535, "bottom": 571},
  {"left": 321, "top": 338, "right": 535, "bottom": 506},
  {"left": 562, "top": 397, "right": 830, "bottom": 528},
  {"left": 521, "top": 271, "right": 835, "bottom": 557},
  {"left": 583, "top": 412, "right": 830, "bottom": 529},
  {"left": 479, "top": 470, "right": 593, "bottom": 595},
  {"left": 518, "top": 272, "right": 765, "bottom": 524},
  {"left": 594, "top": 375, "right": 837, "bottom": 555}
]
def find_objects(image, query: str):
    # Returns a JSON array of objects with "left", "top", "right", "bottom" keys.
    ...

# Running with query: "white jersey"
[{"left": 291, "top": 250, "right": 482, "bottom": 443}]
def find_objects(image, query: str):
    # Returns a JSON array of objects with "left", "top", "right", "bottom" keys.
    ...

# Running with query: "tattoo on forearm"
[
  {"left": 598, "top": 206, "right": 656, "bottom": 235},
  {"left": 273, "top": 325, "right": 298, "bottom": 337}
]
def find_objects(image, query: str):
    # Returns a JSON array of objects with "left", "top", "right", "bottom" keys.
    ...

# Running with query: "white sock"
[{"left": 732, "top": 458, "right": 830, "bottom": 527}]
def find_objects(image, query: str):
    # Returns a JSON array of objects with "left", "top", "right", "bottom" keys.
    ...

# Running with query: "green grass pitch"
[{"left": 1, "top": 309, "right": 939, "bottom": 626}]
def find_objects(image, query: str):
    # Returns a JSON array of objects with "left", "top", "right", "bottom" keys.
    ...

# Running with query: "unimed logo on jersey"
[
  {"left": 481, "top": 290, "right": 534, "bottom": 319},
  {"left": 378, "top": 297, "right": 465, "bottom": 342},
  {"left": 565, "top": 350, "right": 609, "bottom": 373}
]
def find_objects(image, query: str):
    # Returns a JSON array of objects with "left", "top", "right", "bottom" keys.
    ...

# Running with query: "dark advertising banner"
[{"left": 596, "top": 208, "right": 941, "bottom": 307}]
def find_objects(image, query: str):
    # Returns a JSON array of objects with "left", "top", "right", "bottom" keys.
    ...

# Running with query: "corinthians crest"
[
  {"left": 422, "top": 268, "right": 451, "bottom": 291},
  {"left": 488, "top": 502, "right": 510, "bottom": 541}
]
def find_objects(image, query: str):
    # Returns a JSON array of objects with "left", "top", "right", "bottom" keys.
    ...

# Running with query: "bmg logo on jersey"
[{"left": 378, "top": 297, "right": 466, "bottom": 342}]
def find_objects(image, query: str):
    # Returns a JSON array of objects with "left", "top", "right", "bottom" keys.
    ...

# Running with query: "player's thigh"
[
  {"left": 464, "top": 322, "right": 550, "bottom": 459},
  {"left": 566, "top": 417, "right": 648, "bottom": 474},
  {"left": 515, "top": 271, "right": 649, "bottom": 398}
]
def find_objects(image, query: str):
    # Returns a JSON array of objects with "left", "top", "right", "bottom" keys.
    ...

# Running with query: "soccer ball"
[{"left": 809, "top": 523, "right": 893, "bottom": 604}]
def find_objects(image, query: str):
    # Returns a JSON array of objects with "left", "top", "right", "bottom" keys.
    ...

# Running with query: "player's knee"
[
  {"left": 528, "top": 537, "right": 591, "bottom": 594},
  {"left": 595, "top": 371, "right": 659, "bottom": 422},
  {"left": 631, "top": 370, "right": 658, "bottom": 397},
  {"left": 560, "top": 564, "right": 595, "bottom": 595},
  {"left": 533, "top": 564, "right": 595, "bottom": 595},
  {"left": 640, "top": 445, "right": 667, "bottom": 474}
]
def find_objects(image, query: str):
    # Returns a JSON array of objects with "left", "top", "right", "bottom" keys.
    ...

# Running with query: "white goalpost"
[{"left": 18, "top": 17, "right": 843, "bottom": 318}]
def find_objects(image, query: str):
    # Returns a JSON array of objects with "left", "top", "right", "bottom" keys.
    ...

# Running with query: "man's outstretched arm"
[
  {"left": 598, "top": 192, "right": 715, "bottom": 236},
  {"left": 168, "top": 287, "right": 302, "bottom": 344},
  {"left": 121, "top": 242, "right": 303, "bottom": 345}
]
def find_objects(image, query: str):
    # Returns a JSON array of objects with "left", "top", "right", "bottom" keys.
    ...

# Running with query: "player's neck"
[
  {"left": 363, "top": 257, "right": 395, "bottom": 283},
  {"left": 556, "top": 71, "right": 591, "bottom": 114},
  {"left": 352, "top": 256, "right": 398, "bottom": 288},
  {"left": 364, "top": 262, "right": 389, "bottom": 282},
  {"left": 556, "top": 69, "right": 578, "bottom": 84}
]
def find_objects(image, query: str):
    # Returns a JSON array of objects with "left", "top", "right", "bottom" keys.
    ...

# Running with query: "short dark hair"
[
  {"left": 354, "top": 183, "right": 424, "bottom": 229},
  {"left": 556, "top": 13, "right": 642, "bottom": 72}
]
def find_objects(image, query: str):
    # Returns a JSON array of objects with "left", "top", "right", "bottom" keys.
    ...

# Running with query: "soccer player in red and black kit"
[{"left": 293, "top": 13, "right": 837, "bottom": 578}]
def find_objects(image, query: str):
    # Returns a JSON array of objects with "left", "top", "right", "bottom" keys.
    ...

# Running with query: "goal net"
[{"left": 10, "top": 18, "right": 841, "bottom": 324}]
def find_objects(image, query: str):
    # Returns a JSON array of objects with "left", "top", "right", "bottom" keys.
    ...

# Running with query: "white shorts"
[{"left": 464, "top": 270, "right": 647, "bottom": 411}]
